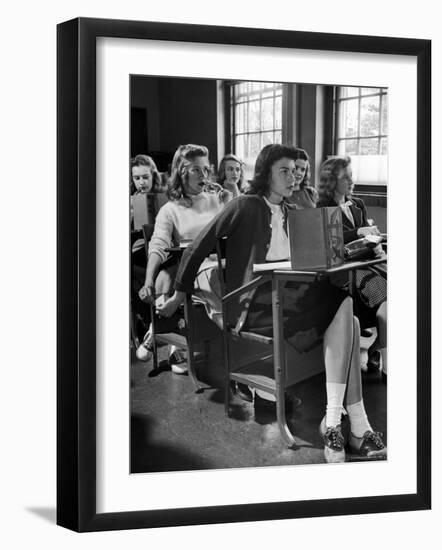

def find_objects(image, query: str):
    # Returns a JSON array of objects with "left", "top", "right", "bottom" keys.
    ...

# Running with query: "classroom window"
[
  {"left": 229, "top": 81, "right": 283, "bottom": 179},
  {"left": 335, "top": 87, "right": 388, "bottom": 186}
]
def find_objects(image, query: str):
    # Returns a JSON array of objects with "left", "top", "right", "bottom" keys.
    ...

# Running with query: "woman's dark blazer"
[{"left": 317, "top": 196, "right": 369, "bottom": 244}]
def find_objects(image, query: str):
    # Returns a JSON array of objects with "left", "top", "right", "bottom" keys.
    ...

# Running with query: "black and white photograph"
[
  {"left": 52, "top": 13, "right": 431, "bottom": 535},
  {"left": 129, "top": 75, "right": 389, "bottom": 472},
  {"left": 1, "top": 0, "right": 438, "bottom": 544}
]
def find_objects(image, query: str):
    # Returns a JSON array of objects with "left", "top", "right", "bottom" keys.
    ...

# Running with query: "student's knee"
[
  {"left": 353, "top": 315, "right": 360, "bottom": 339},
  {"left": 376, "top": 301, "right": 387, "bottom": 324},
  {"left": 340, "top": 295, "right": 353, "bottom": 317}
]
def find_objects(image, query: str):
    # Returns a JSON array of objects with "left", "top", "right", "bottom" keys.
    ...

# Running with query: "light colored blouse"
[
  {"left": 148, "top": 192, "right": 224, "bottom": 262},
  {"left": 340, "top": 200, "right": 355, "bottom": 227},
  {"left": 263, "top": 197, "right": 290, "bottom": 261}
]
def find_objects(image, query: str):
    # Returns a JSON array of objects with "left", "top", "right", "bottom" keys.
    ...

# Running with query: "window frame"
[
  {"left": 334, "top": 86, "right": 388, "bottom": 189},
  {"left": 225, "top": 80, "right": 286, "bottom": 177}
]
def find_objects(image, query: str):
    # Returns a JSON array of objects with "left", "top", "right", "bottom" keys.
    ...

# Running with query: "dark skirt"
[{"left": 243, "top": 278, "right": 348, "bottom": 353}]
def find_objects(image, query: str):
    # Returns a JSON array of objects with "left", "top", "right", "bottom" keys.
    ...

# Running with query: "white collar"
[{"left": 263, "top": 196, "right": 282, "bottom": 214}]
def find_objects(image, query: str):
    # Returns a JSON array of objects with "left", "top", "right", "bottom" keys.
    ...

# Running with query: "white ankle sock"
[
  {"left": 326, "top": 383, "right": 346, "bottom": 427},
  {"left": 347, "top": 400, "right": 372, "bottom": 437}
]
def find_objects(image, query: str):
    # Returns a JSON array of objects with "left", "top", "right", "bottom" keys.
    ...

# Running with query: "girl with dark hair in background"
[
  {"left": 130, "top": 154, "right": 163, "bottom": 195},
  {"left": 287, "top": 147, "right": 319, "bottom": 209},
  {"left": 130, "top": 154, "right": 166, "bottom": 340}
]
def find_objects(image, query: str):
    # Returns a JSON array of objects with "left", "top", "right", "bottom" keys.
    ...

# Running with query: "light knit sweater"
[{"left": 148, "top": 192, "right": 224, "bottom": 262}]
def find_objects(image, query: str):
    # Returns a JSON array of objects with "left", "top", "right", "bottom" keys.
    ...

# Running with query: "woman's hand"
[
  {"left": 357, "top": 225, "right": 380, "bottom": 238},
  {"left": 373, "top": 243, "right": 386, "bottom": 258},
  {"left": 223, "top": 180, "right": 240, "bottom": 200},
  {"left": 138, "top": 284, "right": 155, "bottom": 304},
  {"left": 224, "top": 180, "right": 240, "bottom": 195},
  {"left": 156, "top": 291, "right": 185, "bottom": 318}
]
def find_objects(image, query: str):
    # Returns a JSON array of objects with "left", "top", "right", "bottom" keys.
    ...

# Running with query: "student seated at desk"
[
  {"left": 130, "top": 154, "right": 165, "bottom": 261},
  {"left": 317, "top": 156, "right": 387, "bottom": 379},
  {"left": 157, "top": 143, "right": 387, "bottom": 463},
  {"left": 216, "top": 153, "right": 245, "bottom": 197},
  {"left": 136, "top": 143, "right": 230, "bottom": 372},
  {"left": 130, "top": 154, "right": 165, "bottom": 339},
  {"left": 286, "top": 147, "right": 319, "bottom": 209}
]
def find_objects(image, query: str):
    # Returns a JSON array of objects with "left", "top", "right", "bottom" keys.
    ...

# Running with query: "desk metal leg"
[
  {"left": 149, "top": 302, "right": 159, "bottom": 372},
  {"left": 348, "top": 269, "right": 355, "bottom": 296},
  {"left": 184, "top": 298, "right": 202, "bottom": 393},
  {"left": 272, "top": 277, "right": 296, "bottom": 448}
]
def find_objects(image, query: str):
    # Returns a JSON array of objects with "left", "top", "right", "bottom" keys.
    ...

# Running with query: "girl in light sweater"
[{"left": 136, "top": 144, "right": 228, "bottom": 372}]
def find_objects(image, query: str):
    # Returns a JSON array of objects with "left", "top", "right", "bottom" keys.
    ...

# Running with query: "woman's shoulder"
[
  {"left": 316, "top": 196, "right": 333, "bottom": 208},
  {"left": 350, "top": 195, "right": 366, "bottom": 208},
  {"left": 235, "top": 194, "right": 265, "bottom": 206},
  {"left": 191, "top": 191, "right": 225, "bottom": 210},
  {"left": 303, "top": 185, "right": 319, "bottom": 199},
  {"left": 200, "top": 190, "right": 222, "bottom": 202},
  {"left": 155, "top": 198, "right": 182, "bottom": 219}
]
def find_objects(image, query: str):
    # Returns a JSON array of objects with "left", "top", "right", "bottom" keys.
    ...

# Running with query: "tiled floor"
[{"left": 130, "top": 334, "right": 386, "bottom": 473}]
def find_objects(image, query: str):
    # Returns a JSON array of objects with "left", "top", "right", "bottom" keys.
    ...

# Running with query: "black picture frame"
[{"left": 57, "top": 17, "right": 431, "bottom": 532}]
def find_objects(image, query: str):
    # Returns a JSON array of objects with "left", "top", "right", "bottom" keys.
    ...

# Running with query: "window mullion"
[{"left": 357, "top": 91, "right": 361, "bottom": 155}]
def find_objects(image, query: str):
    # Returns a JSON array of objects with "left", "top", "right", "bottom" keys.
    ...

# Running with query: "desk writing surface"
[{"left": 253, "top": 256, "right": 386, "bottom": 275}]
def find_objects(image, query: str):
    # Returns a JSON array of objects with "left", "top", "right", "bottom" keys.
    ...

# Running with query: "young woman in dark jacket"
[
  {"left": 157, "top": 144, "right": 386, "bottom": 464},
  {"left": 317, "top": 156, "right": 387, "bottom": 379}
]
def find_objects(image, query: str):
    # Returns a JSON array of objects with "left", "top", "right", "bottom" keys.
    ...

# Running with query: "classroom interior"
[{"left": 130, "top": 75, "right": 387, "bottom": 472}]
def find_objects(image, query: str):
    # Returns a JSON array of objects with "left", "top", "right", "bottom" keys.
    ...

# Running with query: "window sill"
[{"left": 353, "top": 183, "right": 387, "bottom": 196}]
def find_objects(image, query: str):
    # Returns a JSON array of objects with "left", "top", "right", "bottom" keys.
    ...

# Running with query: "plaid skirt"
[
  {"left": 355, "top": 267, "right": 387, "bottom": 310},
  {"left": 352, "top": 263, "right": 387, "bottom": 327}
]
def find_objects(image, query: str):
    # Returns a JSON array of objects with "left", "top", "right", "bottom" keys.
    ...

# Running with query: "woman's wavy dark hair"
[
  {"left": 168, "top": 143, "right": 209, "bottom": 205},
  {"left": 318, "top": 155, "right": 352, "bottom": 201},
  {"left": 216, "top": 153, "right": 245, "bottom": 192},
  {"left": 293, "top": 147, "right": 311, "bottom": 188},
  {"left": 130, "top": 154, "right": 162, "bottom": 195},
  {"left": 245, "top": 144, "right": 299, "bottom": 196}
]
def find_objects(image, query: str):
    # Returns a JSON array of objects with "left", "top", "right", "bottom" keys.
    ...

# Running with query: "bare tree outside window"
[
  {"left": 229, "top": 81, "right": 283, "bottom": 179},
  {"left": 336, "top": 87, "right": 388, "bottom": 185}
]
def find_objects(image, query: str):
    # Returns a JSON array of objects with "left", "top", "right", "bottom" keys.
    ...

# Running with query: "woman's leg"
[
  {"left": 377, "top": 301, "right": 387, "bottom": 376},
  {"left": 320, "top": 296, "right": 354, "bottom": 463},
  {"left": 345, "top": 316, "right": 363, "bottom": 405},
  {"left": 345, "top": 317, "right": 373, "bottom": 437},
  {"left": 345, "top": 315, "right": 387, "bottom": 458},
  {"left": 323, "top": 296, "right": 354, "bottom": 427},
  {"left": 137, "top": 264, "right": 187, "bottom": 370}
]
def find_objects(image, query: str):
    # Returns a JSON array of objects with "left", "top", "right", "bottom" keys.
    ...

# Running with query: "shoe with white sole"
[
  {"left": 136, "top": 330, "right": 153, "bottom": 362},
  {"left": 319, "top": 416, "right": 346, "bottom": 464},
  {"left": 168, "top": 346, "right": 188, "bottom": 374},
  {"left": 348, "top": 430, "right": 387, "bottom": 459}
]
